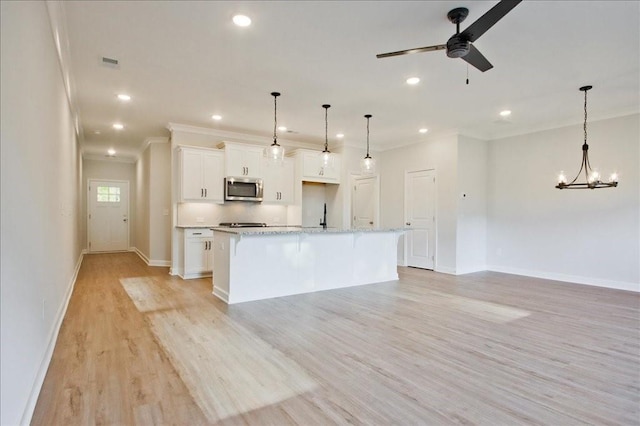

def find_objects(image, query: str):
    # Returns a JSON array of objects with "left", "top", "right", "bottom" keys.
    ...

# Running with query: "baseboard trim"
[
  {"left": 487, "top": 265, "right": 639, "bottom": 292},
  {"left": 21, "top": 250, "right": 84, "bottom": 425},
  {"left": 213, "top": 287, "right": 229, "bottom": 303},
  {"left": 435, "top": 266, "right": 456, "bottom": 275},
  {"left": 131, "top": 247, "right": 170, "bottom": 268}
]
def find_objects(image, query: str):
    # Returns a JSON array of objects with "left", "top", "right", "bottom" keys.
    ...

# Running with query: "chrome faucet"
[{"left": 319, "top": 203, "right": 327, "bottom": 229}]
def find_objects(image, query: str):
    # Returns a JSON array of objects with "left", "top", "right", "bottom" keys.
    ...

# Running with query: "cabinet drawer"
[{"left": 185, "top": 229, "right": 214, "bottom": 238}]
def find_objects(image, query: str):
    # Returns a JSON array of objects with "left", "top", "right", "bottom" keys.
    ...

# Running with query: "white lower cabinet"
[{"left": 183, "top": 228, "right": 214, "bottom": 279}]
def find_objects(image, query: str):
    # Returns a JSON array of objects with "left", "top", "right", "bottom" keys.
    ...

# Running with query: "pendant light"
[
  {"left": 320, "top": 104, "right": 334, "bottom": 169},
  {"left": 361, "top": 114, "right": 376, "bottom": 174},
  {"left": 264, "top": 91, "right": 285, "bottom": 164},
  {"left": 556, "top": 85, "right": 618, "bottom": 189}
]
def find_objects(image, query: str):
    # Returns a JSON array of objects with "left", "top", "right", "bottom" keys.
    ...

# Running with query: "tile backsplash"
[{"left": 177, "top": 202, "right": 288, "bottom": 226}]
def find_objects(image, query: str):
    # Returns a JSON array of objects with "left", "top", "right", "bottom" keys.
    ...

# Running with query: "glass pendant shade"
[
  {"left": 360, "top": 114, "right": 376, "bottom": 174},
  {"left": 264, "top": 92, "right": 285, "bottom": 164},
  {"left": 361, "top": 155, "right": 376, "bottom": 175},
  {"left": 319, "top": 104, "right": 334, "bottom": 169}
]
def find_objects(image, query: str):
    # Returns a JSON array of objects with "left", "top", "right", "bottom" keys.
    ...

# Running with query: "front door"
[
  {"left": 352, "top": 175, "right": 378, "bottom": 229},
  {"left": 405, "top": 169, "right": 435, "bottom": 269},
  {"left": 88, "top": 180, "right": 130, "bottom": 252}
]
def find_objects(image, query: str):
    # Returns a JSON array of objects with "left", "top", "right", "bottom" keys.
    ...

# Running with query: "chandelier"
[
  {"left": 264, "top": 92, "right": 285, "bottom": 164},
  {"left": 556, "top": 85, "right": 618, "bottom": 189}
]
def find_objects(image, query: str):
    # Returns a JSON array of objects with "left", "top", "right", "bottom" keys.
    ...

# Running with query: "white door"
[
  {"left": 352, "top": 175, "right": 378, "bottom": 229},
  {"left": 405, "top": 170, "right": 435, "bottom": 269},
  {"left": 88, "top": 180, "right": 129, "bottom": 252}
]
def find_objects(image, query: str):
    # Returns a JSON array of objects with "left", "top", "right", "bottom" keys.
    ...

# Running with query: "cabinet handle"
[
  {"left": 201, "top": 188, "right": 204, "bottom": 197},
  {"left": 193, "top": 232, "right": 202, "bottom": 235},
  {"left": 204, "top": 188, "right": 207, "bottom": 197}
]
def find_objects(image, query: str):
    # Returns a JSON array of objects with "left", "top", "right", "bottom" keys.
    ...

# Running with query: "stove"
[{"left": 218, "top": 222, "right": 268, "bottom": 228}]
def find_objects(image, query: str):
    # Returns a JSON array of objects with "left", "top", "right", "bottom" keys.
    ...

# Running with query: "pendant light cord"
[
  {"left": 583, "top": 88, "right": 588, "bottom": 147},
  {"left": 365, "top": 114, "right": 372, "bottom": 157},
  {"left": 271, "top": 92, "right": 280, "bottom": 146},
  {"left": 322, "top": 104, "right": 330, "bottom": 152}
]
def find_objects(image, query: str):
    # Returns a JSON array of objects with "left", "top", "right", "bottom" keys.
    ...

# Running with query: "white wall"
[
  {"left": 1, "top": 2, "right": 83, "bottom": 424},
  {"left": 148, "top": 142, "right": 171, "bottom": 264},
  {"left": 379, "top": 134, "right": 459, "bottom": 273},
  {"left": 136, "top": 147, "right": 151, "bottom": 259},
  {"left": 83, "top": 158, "right": 137, "bottom": 249},
  {"left": 456, "top": 136, "right": 488, "bottom": 274},
  {"left": 487, "top": 114, "right": 639, "bottom": 290}
]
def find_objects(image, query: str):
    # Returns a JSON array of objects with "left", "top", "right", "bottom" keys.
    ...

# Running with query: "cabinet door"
[
  {"left": 301, "top": 152, "right": 340, "bottom": 183},
  {"left": 181, "top": 150, "right": 204, "bottom": 201},
  {"left": 226, "top": 145, "right": 263, "bottom": 178},
  {"left": 185, "top": 238, "right": 208, "bottom": 275},
  {"left": 202, "top": 151, "right": 224, "bottom": 201},
  {"left": 262, "top": 159, "right": 294, "bottom": 204}
]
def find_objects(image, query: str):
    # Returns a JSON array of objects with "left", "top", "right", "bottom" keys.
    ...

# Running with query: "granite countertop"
[
  {"left": 211, "top": 226, "right": 406, "bottom": 236},
  {"left": 175, "top": 225, "right": 217, "bottom": 229}
]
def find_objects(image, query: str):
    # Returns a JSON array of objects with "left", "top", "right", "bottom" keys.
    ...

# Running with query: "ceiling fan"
[{"left": 376, "top": 0, "right": 522, "bottom": 72}]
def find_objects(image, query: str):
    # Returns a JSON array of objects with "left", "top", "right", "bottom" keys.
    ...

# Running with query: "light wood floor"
[{"left": 32, "top": 252, "right": 639, "bottom": 425}]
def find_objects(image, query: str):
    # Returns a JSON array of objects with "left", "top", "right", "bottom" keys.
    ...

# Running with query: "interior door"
[
  {"left": 405, "top": 170, "right": 435, "bottom": 269},
  {"left": 352, "top": 175, "right": 378, "bottom": 229},
  {"left": 88, "top": 180, "right": 129, "bottom": 252}
]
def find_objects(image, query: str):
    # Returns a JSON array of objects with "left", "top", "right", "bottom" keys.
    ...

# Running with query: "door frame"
[
  {"left": 87, "top": 178, "right": 130, "bottom": 252},
  {"left": 403, "top": 169, "right": 437, "bottom": 268},
  {"left": 350, "top": 173, "right": 380, "bottom": 229}
]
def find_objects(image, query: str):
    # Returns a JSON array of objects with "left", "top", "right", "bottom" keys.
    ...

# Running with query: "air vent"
[{"left": 101, "top": 56, "right": 120, "bottom": 69}]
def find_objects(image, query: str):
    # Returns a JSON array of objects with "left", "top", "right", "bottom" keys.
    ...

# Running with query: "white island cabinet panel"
[{"left": 212, "top": 227, "right": 403, "bottom": 304}]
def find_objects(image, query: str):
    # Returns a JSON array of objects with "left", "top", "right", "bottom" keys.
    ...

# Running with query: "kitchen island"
[{"left": 212, "top": 227, "right": 404, "bottom": 304}]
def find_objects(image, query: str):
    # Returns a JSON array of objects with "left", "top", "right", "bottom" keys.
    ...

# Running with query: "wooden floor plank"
[{"left": 31, "top": 253, "right": 639, "bottom": 425}]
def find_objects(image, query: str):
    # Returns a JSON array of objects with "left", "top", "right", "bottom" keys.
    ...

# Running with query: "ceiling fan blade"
[
  {"left": 462, "top": 44, "right": 493, "bottom": 72},
  {"left": 376, "top": 44, "right": 446, "bottom": 59},
  {"left": 460, "top": 0, "right": 522, "bottom": 42}
]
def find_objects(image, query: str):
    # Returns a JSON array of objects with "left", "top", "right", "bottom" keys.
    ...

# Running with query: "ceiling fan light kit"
[
  {"left": 556, "top": 85, "right": 619, "bottom": 190},
  {"left": 376, "top": 0, "right": 522, "bottom": 73}
]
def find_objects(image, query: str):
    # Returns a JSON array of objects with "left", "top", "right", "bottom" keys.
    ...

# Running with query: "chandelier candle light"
[
  {"left": 556, "top": 85, "right": 618, "bottom": 189},
  {"left": 320, "top": 104, "right": 334, "bottom": 169},
  {"left": 361, "top": 114, "right": 376, "bottom": 174},
  {"left": 264, "top": 92, "right": 285, "bottom": 164}
]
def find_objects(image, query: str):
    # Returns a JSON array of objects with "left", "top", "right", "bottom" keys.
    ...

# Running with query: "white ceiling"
[{"left": 62, "top": 1, "right": 639, "bottom": 160}]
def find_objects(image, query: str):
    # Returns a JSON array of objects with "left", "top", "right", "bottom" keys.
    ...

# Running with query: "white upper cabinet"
[
  {"left": 218, "top": 142, "right": 263, "bottom": 178},
  {"left": 262, "top": 158, "right": 294, "bottom": 204},
  {"left": 293, "top": 149, "right": 341, "bottom": 183},
  {"left": 178, "top": 146, "right": 224, "bottom": 202}
]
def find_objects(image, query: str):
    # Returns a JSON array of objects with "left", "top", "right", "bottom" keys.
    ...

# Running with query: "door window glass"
[{"left": 97, "top": 186, "right": 120, "bottom": 203}]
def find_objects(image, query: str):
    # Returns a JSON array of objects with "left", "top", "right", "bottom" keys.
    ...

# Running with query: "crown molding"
[
  {"left": 46, "top": 1, "right": 84, "bottom": 145},
  {"left": 166, "top": 122, "right": 322, "bottom": 151},
  {"left": 83, "top": 154, "right": 137, "bottom": 164}
]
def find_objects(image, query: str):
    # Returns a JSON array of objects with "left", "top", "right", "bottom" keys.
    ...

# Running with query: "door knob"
[
  {"left": 123, "top": 218, "right": 128, "bottom": 222},
  {"left": 369, "top": 221, "right": 374, "bottom": 225},
  {"left": 406, "top": 222, "right": 411, "bottom": 226}
]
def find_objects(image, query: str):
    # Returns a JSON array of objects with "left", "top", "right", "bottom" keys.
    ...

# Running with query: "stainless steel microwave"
[{"left": 224, "top": 177, "right": 263, "bottom": 202}]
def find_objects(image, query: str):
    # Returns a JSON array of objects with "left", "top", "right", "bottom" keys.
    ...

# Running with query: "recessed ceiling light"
[
  {"left": 233, "top": 15, "right": 251, "bottom": 27},
  {"left": 278, "top": 126, "right": 287, "bottom": 132},
  {"left": 419, "top": 128, "right": 428, "bottom": 134},
  {"left": 500, "top": 110, "right": 512, "bottom": 117},
  {"left": 336, "top": 133, "right": 344, "bottom": 139},
  {"left": 117, "top": 94, "right": 131, "bottom": 101},
  {"left": 107, "top": 148, "right": 116, "bottom": 156},
  {"left": 211, "top": 115, "right": 222, "bottom": 121},
  {"left": 113, "top": 123, "right": 124, "bottom": 130},
  {"left": 406, "top": 77, "right": 420, "bottom": 85}
]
